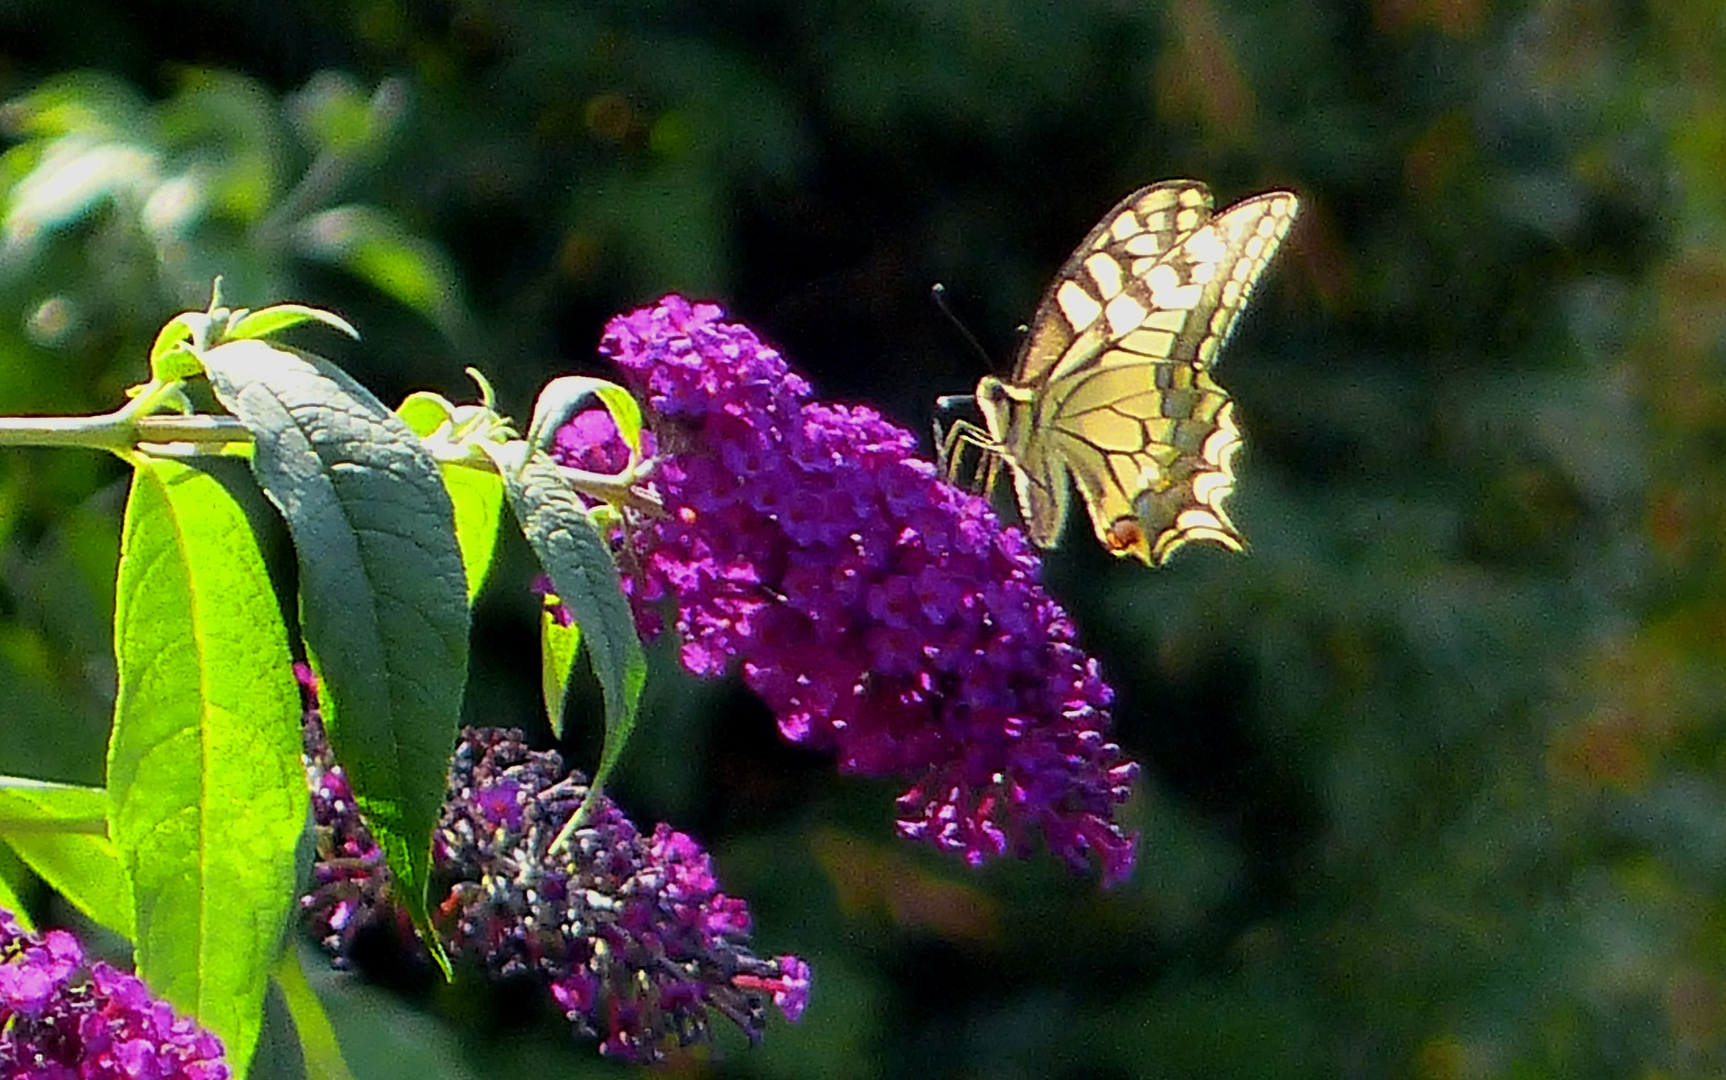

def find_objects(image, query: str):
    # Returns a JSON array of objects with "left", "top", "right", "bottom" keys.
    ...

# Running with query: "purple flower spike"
[
  {"left": 299, "top": 706, "right": 808, "bottom": 1064},
  {"left": 0, "top": 908, "right": 230, "bottom": 1079},
  {"left": 560, "top": 295, "right": 1140, "bottom": 884},
  {"left": 433, "top": 732, "right": 810, "bottom": 1062}
]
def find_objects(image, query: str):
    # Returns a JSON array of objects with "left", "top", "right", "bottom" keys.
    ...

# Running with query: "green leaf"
[
  {"left": 200, "top": 338, "right": 469, "bottom": 972},
  {"left": 394, "top": 391, "right": 456, "bottom": 438},
  {"left": 249, "top": 981, "right": 311, "bottom": 1080},
  {"left": 0, "top": 852, "right": 29, "bottom": 930},
  {"left": 148, "top": 314, "right": 201, "bottom": 381},
  {"left": 483, "top": 443, "right": 644, "bottom": 799},
  {"left": 287, "top": 72, "right": 404, "bottom": 157},
  {"left": 442, "top": 464, "right": 503, "bottom": 607},
  {"left": 271, "top": 946, "right": 356, "bottom": 1080},
  {"left": 227, "top": 304, "right": 360, "bottom": 344},
  {"left": 398, "top": 386, "right": 516, "bottom": 470},
  {"left": 524, "top": 375, "right": 645, "bottom": 460},
  {"left": 395, "top": 393, "right": 505, "bottom": 603},
  {"left": 109, "top": 458, "right": 309, "bottom": 1074},
  {"left": 0, "top": 776, "right": 108, "bottom": 824},
  {"left": 0, "top": 777, "right": 133, "bottom": 939},
  {"left": 295, "top": 937, "right": 483, "bottom": 1080},
  {"left": 3, "top": 71, "right": 149, "bottom": 142},
  {"left": 539, "top": 604, "right": 582, "bottom": 739},
  {"left": 4, "top": 135, "right": 156, "bottom": 240}
]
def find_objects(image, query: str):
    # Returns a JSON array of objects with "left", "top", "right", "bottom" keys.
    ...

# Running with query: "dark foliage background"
[{"left": 2, "top": 0, "right": 1723, "bottom": 1077}]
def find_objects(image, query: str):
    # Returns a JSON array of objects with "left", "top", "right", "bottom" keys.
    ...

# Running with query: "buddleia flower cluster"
[
  {"left": 296, "top": 666, "right": 808, "bottom": 1064},
  {"left": 0, "top": 907, "right": 229, "bottom": 1078},
  {"left": 553, "top": 295, "right": 1141, "bottom": 884}
]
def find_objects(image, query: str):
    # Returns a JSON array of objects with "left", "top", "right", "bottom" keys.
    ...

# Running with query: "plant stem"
[{"left": 0, "top": 411, "right": 253, "bottom": 453}]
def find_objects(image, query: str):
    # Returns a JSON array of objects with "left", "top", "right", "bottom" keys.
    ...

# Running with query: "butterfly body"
[{"left": 943, "top": 180, "right": 1299, "bottom": 565}]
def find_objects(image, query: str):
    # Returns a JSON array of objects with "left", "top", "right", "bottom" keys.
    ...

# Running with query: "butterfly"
[{"left": 937, "top": 180, "right": 1299, "bottom": 565}]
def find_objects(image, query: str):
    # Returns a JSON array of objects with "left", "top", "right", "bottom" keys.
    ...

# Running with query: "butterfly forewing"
[
  {"left": 1013, "top": 180, "right": 1216, "bottom": 386},
  {"left": 980, "top": 181, "right": 1298, "bottom": 565}
]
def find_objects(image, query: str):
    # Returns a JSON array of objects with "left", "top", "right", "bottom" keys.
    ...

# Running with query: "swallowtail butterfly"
[{"left": 939, "top": 180, "right": 1298, "bottom": 565}]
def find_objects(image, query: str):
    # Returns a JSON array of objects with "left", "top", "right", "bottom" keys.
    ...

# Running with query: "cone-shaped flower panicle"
[
  {"left": 553, "top": 296, "right": 1140, "bottom": 884},
  {"left": 296, "top": 665, "right": 807, "bottom": 1064}
]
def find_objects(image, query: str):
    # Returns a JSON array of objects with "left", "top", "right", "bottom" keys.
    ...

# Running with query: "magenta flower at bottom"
[
  {"left": 555, "top": 295, "right": 1141, "bottom": 885},
  {"left": 0, "top": 909, "right": 229, "bottom": 1079}
]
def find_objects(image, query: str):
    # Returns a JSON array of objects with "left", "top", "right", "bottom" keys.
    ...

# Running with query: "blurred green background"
[{"left": 3, "top": 0, "right": 1723, "bottom": 1077}]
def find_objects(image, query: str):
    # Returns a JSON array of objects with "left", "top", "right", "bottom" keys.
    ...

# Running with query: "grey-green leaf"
[
  {"left": 200, "top": 338, "right": 469, "bottom": 969},
  {"left": 483, "top": 442, "right": 644, "bottom": 795}
]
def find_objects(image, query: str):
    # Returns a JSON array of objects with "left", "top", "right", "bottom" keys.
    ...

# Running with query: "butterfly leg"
[
  {"left": 933, "top": 394, "right": 976, "bottom": 478},
  {"left": 937, "top": 417, "right": 975, "bottom": 482},
  {"left": 938, "top": 418, "right": 999, "bottom": 494}
]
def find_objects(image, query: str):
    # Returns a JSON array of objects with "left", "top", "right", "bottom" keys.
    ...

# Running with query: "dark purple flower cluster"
[
  {"left": 295, "top": 664, "right": 402, "bottom": 964},
  {"left": 559, "top": 295, "right": 1139, "bottom": 884},
  {"left": 296, "top": 667, "right": 807, "bottom": 1064},
  {"left": 0, "top": 908, "right": 228, "bottom": 1079},
  {"left": 435, "top": 730, "right": 808, "bottom": 1060}
]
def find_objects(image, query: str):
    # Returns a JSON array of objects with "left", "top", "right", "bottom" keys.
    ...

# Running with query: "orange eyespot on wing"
[{"left": 1105, "top": 517, "right": 1149, "bottom": 561}]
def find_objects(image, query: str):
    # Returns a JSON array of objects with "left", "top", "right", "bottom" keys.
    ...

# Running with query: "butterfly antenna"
[{"left": 930, "top": 283, "right": 996, "bottom": 375}]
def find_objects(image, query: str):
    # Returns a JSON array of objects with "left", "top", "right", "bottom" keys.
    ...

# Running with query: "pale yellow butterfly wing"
[
  {"left": 981, "top": 181, "right": 1217, "bottom": 548},
  {"left": 981, "top": 182, "right": 1299, "bottom": 565},
  {"left": 1013, "top": 180, "right": 1218, "bottom": 385}
]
